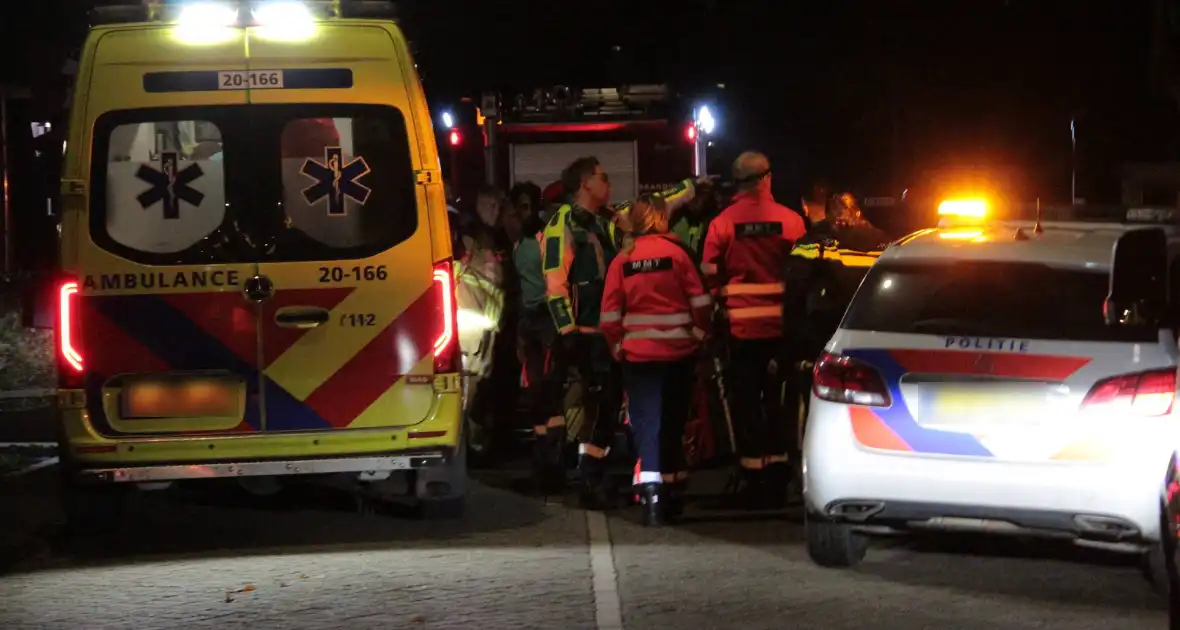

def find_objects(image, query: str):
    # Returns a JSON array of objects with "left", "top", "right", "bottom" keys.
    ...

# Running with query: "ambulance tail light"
[
  {"left": 57, "top": 280, "right": 85, "bottom": 388},
  {"left": 432, "top": 261, "right": 460, "bottom": 374},
  {"left": 1081, "top": 368, "right": 1176, "bottom": 416},
  {"left": 813, "top": 351, "right": 891, "bottom": 407}
]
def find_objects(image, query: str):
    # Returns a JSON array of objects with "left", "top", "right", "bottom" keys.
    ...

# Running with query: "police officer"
[
  {"left": 700, "top": 151, "right": 807, "bottom": 509},
  {"left": 599, "top": 195, "right": 712, "bottom": 526},
  {"left": 670, "top": 179, "right": 717, "bottom": 258},
  {"left": 541, "top": 156, "right": 697, "bottom": 509},
  {"left": 784, "top": 191, "right": 891, "bottom": 437}
]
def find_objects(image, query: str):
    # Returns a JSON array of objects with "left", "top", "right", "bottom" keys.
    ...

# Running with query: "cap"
[{"left": 542, "top": 181, "right": 565, "bottom": 203}]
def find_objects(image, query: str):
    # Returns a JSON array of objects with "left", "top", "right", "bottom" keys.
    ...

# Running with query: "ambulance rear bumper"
[{"left": 72, "top": 450, "right": 449, "bottom": 484}]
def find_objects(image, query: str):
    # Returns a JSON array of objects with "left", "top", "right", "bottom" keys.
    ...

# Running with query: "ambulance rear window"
[
  {"left": 842, "top": 260, "right": 1157, "bottom": 343},
  {"left": 90, "top": 104, "right": 418, "bottom": 265}
]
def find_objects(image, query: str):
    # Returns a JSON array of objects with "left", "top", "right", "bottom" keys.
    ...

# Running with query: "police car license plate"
[
  {"left": 917, "top": 383, "right": 1054, "bottom": 428},
  {"left": 217, "top": 70, "right": 284, "bottom": 90}
]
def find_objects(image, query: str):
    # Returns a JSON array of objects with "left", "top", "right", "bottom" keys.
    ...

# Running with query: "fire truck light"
[
  {"left": 686, "top": 124, "right": 697, "bottom": 142},
  {"left": 696, "top": 106, "right": 716, "bottom": 135},
  {"left": 449, "top": 130, "right": 461, "bottom": 146},
  {"left": 442, "top": 111, "right": 454, "bottom": 129}
]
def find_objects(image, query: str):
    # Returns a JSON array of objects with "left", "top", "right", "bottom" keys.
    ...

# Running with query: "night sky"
[{"left": 0, "top": 0, "right": 1176, "bottom": 203}]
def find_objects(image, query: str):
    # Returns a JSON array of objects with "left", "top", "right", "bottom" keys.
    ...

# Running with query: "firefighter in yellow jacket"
[{"left": 541, "top": 156, "right": 697, "bottom": 508}]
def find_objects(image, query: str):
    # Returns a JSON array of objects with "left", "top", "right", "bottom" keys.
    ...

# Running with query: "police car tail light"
[
  {"left": 57, "top": 281, "right": 85, "bottom": 383},
  {"left": 432, "top": 261, "right": 461, "bottom": 374},
  {"left": 1081, "top": 368, "right": 1176, "bottom": 416},
  {"left": 813, "top": 351, "right": 890, "bottom": 407}
]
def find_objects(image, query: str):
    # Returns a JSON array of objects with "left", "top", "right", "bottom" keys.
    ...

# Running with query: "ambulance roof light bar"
[
  {"left": 936, "top": 199, "right": 1180, "bottom": 229},
  {"left": 90, "top": 0, "right": 394, "bottom": 26}
]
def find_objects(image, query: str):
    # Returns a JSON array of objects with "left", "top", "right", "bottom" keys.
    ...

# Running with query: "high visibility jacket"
[
  {"left": 671, "top": 215, "right": 706, "bottom": 258},
  {"left": 783, "top": 223, "right": 891, "bottom": 360},
  {"left": 600, "top": 234, "right": 712, "bottom": 362},
  {"left": 541, "top": 180, "right": 696, "bottom": 334},
  {"left": 700, "top": 189, "right": 807, "bottom": 340},
  {"left": 455, "top": 229, "right": 505, "bottom": 337}
]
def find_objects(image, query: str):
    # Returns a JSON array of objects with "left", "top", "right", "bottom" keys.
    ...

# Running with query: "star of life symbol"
[
  {"left": 135, "top": 152, "right": 205, "bottom": 220},
  {"left": 300, "top": 147, "right": 372, "bottom": 216}
]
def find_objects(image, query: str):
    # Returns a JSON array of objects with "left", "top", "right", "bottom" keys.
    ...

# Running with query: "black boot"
[
  {"left": 665, "top": 479, "right": 688, "bottom": 521},
  {"left": 637, "top": 482, "right": 665, "bottom": 527},
  {"left": 531, "top": 432, "right": 566, "bottom": 496},
  {"left": 761, "top": 463, "right": 793, "bottom": 510},
  {"left": 578, "top": 454, "right": 614, "bottom": 510},
  {"left": 727, "top": 468, "right": 771, "bottom": 510}
]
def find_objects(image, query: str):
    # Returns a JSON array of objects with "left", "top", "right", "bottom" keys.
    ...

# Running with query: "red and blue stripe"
[{"left": 841, "top": 348, "right": 1091, "bottom": 457}]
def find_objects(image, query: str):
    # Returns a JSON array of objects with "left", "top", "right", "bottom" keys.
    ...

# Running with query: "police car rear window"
[
  {"left": 842, "top": 260, "right": 1156, "bottom": 343},
  {"left": 90, "top": 104, "right": 417, "bottom": 265}
]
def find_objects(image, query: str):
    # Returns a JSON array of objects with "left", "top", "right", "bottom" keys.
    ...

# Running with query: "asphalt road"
[{"left": 0, "top": 464, "right": 1166, "bottom": 630}]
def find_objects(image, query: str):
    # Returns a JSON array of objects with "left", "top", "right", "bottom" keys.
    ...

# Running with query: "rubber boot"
[
  {"left": 761, "top": 463, "right": 793, "bottom": 510},
  {"left": 578, "top": 454, "right": 614, "bottom": 511},
  {"left": 637, "top": 482, "right": 665, "bottom": 527}
]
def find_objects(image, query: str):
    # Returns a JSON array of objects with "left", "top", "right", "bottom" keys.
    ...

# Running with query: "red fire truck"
[{"left": 440, "top": 85, "right": 704, "bottom": 205}]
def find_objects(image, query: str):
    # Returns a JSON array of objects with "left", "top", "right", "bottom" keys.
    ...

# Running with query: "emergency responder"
[
  {"left": 783, "top": 191, "right": 891, "bottom": 434},
  {"left": 600, "top": 194, "right": 712, "bottom": 526},
  {"left": 700, "top": 151, "right": 807, "bottom": 509},
  {"left": 541, "top": 156, "right": 698, "bottom": 509},
  {"left": 670, "top": 179, "right": 717, "bottom": 258},
  {"left": 514, "top": 189, "right": 567, "bottom": 493}
]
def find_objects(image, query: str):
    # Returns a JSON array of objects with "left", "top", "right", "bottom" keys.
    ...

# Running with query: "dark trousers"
[
  {"left": 623, "top": 358, "right": 694, "bottom": 480},
  {"left": 729, "top": 338, "right": 797, "bottom": 467},
  {"left": 569, "top": 334, "right": 622, "bottom": 456},
  {"left": 518, "top": 307, "right": 565, "bottom": 429}
]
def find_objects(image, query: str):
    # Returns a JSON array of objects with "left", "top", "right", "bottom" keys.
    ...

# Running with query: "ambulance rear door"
[{"left": 243, "top": 25, "right": 444, "bottom": 433}]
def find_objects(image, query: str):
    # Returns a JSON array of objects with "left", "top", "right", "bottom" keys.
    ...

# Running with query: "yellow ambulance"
[{"left": 53, "top": 0, "right": 465, "bottom": 524}]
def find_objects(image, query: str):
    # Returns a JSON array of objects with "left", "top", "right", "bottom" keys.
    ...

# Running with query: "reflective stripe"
[
  {"left": 689, "top": 294, "right": 712, "bottom": 308},
  {"left": 622, "top": 312, "right": 692, "bottom": 327},
  {"left": 547, "top": 416, "right": 567, "bottom": 428},
  {"left": 739, "top": 457, "right": 765, "bottom": 470},
  {"left": 720, "top": 282, "right": 784, "bottom": 297},
  {"left": 579, "top": 443, "right": 610, "bottom": 458},
  {"left": 624, "top": 328, "right": 694, "bottom": 340},
  {"left": 764, "top": 454, "right": 790, "bottom": 464},
  {"left": 636, "top": 471, "right": 662, "bottom": 484},
  {"left": 600, "top": 310, "right": 622, "bottom": 323},
  {"left": 727, "top": 305, "right": 783, "bottom": 320},
  {"left": 701, "top": 262, "right": 718, "bottom": 275},
  {"left": 691, "top": 327, "right": 707, "bottom": 340}
]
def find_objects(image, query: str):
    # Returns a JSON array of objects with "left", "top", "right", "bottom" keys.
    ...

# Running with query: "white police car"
[{"left": 803, "top": 199, "right": 1180, "bottom": 595}]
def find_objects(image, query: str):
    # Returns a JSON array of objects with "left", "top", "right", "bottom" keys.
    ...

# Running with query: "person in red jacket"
[
  {"left": 700, "top": 151, "right": 807, "bottom": 509},
  {"left": 600, "top": 195, "right": 713, "bottom": 526}
]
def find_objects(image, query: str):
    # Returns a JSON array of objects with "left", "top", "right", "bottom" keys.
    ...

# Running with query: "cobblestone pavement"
[{"left": 0, "top": 468, "right": 1167, "bottom": 630}]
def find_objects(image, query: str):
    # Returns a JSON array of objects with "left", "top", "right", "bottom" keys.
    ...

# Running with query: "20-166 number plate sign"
[{"left": 218, "top": 70, "right": 284, "bottom": 90}]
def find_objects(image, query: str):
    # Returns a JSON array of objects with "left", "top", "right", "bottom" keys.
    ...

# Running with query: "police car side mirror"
[{"left": 1105, "top": 228, "right": 1168, "bottom": 328}]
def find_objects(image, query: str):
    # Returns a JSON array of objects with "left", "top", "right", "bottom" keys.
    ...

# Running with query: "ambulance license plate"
[
  {"left": 122, "top": 377, "right": 240, "bottom": 419},
  {"left": 218, "top": 70, "right": 284, "bottom": 90}
]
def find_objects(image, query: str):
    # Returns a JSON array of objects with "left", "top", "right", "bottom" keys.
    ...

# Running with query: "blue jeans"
[{"left": 622, "top": 358, "right": 695, "bottom": 483}]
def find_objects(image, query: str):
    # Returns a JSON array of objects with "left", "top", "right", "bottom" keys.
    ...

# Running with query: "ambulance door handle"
[{"left": 274, "top": 306, "right": 330, "bottom": 329}]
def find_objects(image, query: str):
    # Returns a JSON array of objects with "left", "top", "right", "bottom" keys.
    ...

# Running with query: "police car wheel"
[
  {"left": 805, "top": 512, "right": 868, "bottom": 568},
  {"left": 1143, "top": 507, "right": 1171, "bottom": 598}
]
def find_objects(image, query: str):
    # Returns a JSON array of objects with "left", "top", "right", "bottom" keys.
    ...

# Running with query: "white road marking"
[
  {"left": 4, "top": 456, "right": 59, "bottom": 478},
  {"left": 586, "top": 510, "right": 624, "bottom": 630}
]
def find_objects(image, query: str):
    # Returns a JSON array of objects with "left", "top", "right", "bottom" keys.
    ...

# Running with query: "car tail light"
[
  {"left": 1081, "top": 368, "right": 1176, "bottom": 416},
  {"left": 812, "top": 351, "right": 891, "bottom": 407},
  {"left": 57, "top": 280, "right": 84, "bottom": 388},
  {"left": 432, "top": 260, "right": 460, "bottom": 374}
]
